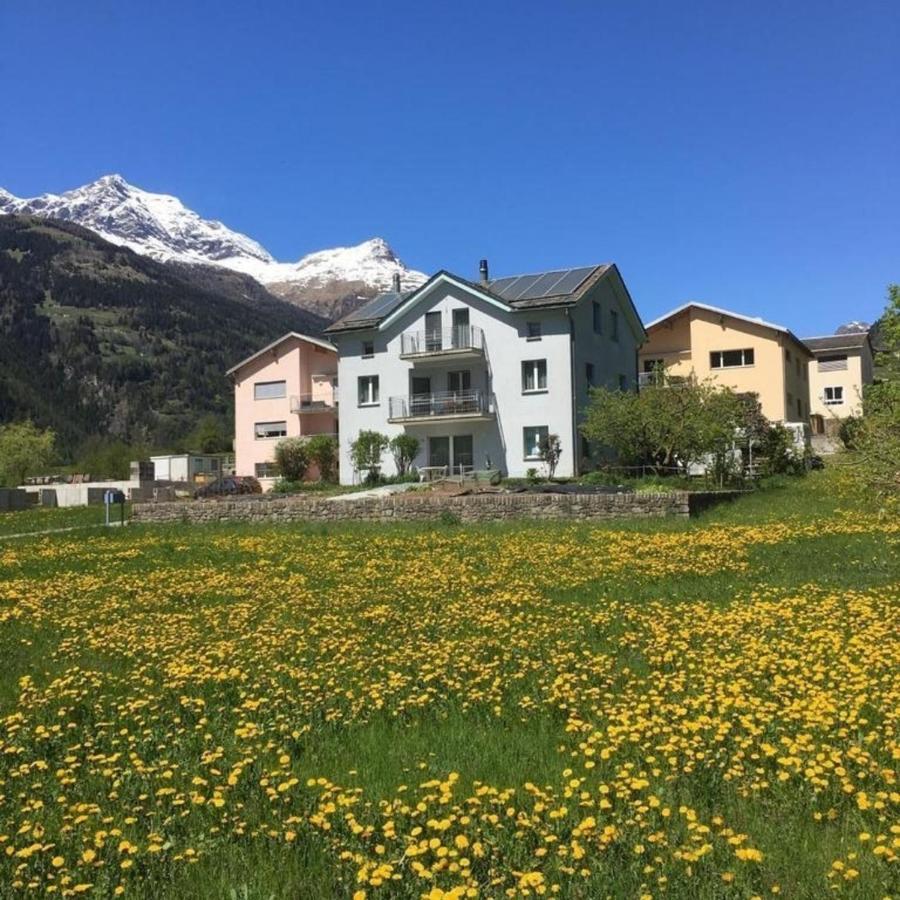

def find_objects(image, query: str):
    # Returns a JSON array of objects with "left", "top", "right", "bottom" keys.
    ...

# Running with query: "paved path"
[{"left": 326, "top": 483, "right": 418, "bottom": 502}]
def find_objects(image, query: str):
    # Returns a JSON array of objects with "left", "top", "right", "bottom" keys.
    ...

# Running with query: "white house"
[{"left": 324, "top": 261, "right": 645, "bottom": 483}]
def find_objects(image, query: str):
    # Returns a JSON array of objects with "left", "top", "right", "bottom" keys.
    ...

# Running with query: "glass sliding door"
[
  {"left": 425, "top": 311, "right": 442, "bottom": 352},
  {"left": 451, "top": 308, "right": 469, "bottom": 348},
  {"left": 429, "top": 436, "right": 450, "bottom": 469},
  {"left": 452, "top": 435, "right": 474, "bottom": 474}
]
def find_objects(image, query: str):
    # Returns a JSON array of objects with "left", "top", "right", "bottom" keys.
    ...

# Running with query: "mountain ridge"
[{"left": 0, "top": 175, "right": 428, "bottom": 319}]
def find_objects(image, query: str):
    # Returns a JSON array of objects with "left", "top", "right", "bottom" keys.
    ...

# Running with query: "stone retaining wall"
[{"left": 128, "top": 490, "right": 735, "bottom": 526}]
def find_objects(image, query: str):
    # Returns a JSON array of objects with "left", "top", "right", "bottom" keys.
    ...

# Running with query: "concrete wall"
[
  {"left": 133, "top": 490, "right": 698, "bottom": 524},
  {"left": 21, "top": 480, "right": 138, "bottom": 508},
  {"left": 232, "top": 336, "right": 338, "bottom": 479}
]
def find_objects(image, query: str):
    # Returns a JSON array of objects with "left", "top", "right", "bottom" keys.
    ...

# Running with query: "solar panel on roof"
[
  {"left": 549, "top": 266, "right": 595, "bottom": 296},
  {"left": 344, "top": 291, "right": 406, "bottom": 322},
  {"left": 490, "top": 266, "right": 596, "bottom": 302},
  {"left": 518, "top": 271, "right": 569, "bottom": 300}
]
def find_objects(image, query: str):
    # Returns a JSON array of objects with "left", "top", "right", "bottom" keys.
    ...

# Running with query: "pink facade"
[{"left": 230, "top": 333, "right": 338, "bottom": 485}]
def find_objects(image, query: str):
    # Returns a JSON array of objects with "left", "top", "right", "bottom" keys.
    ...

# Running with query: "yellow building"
[
  {"left": 803, "top": 332, "right": 874, "bottom": 430},
  {"left": 639, "top": 302, "right": 812, "bottom": 423}
]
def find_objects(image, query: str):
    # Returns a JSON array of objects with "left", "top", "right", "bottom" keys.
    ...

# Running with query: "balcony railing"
[
  {"left": 388, "top": 389, "right": 495, "bottom": 422},
  {"left": 290, "top": 392, "right": 338, "bottom": 414},
  {"left": 400, "top": 325, "right": 485, "bottom": 358}
]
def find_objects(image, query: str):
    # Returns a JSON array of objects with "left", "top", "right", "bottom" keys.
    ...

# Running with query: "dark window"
[
  {"left": 526, "top": 321, "right": 542, "bottom": 341},
  {"left": 522, "top": 359, "right": 547, "bottom": 392},
  {"left": 585, "top": 363, "right": 595, "bottom": 387},
  {"left": 592, "top": 302, "right": 602, "bottom": 334},
  {"left": 710, "top": 348, "right": 754, "bottom": 368},
  {"left": 362, "top": 340, "right": 374, "bottom": 357},
  {"left": 610, "top": 309, "right": 619, "bottom": 341}
]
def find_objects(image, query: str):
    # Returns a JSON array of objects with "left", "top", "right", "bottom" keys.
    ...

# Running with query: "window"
[
  {"left": 618, "top": 374, "right": 628, "bottom": 391},
  {"left": 710, "top": 348, "right": 755, "bottom": 368},
  {"left": 795, "top": 358, "right": 801, "bottom": 377},
  {"left": 643, "top": 358, "right": 664, "bottom": 373},
  {"left": 818, "top": 354, "right": 848, "bottom": 372},
  {"left": 254, "top": 421, "right": 287, "bottom": 439},
  {"left": 448, "top": 370, "right": 471, "bottom": 392},
  {"left": 797, "top": 398, "right": 803, "bottom": 418},
  {"left": 255, "top": 462, "right": 280, "bottom": 478},
  {"left": 610, "top": 309, "right": 619, "bottom": 342},
  {"left": 592, "top": 302, "right": 603, "bottom": 334},
  {"left": 785, "top": 349, "right": 792, "bottom": 363},
  {"left": 362, "top": 340, "right": 374, "bottom": 358},
  {"left": 526, "top": 321, "right": 542, "bottom": 341},
  {"left": 522, "top": 359, "right": 547, "bottom": 392},
  {"left": 585, "top": 363, "right": 595, "bottom": 387},
  {"left": 254, "top": 380, "right": 286, "bottom": 400},
  {"left": 358, "top": 375, "right": 379, "bottom": 406},
  {"left": 523, "top": 426, "right": 549, "bottom": 460},
  {"left": 824, "top": 386, "right": 844, "bottom": 405}
]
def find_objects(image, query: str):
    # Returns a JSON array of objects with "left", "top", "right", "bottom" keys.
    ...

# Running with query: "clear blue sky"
[{"left": 2, "top": 1, "right": 897, "bottom": 333}]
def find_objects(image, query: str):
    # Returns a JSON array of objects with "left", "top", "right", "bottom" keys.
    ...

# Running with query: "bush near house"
[
  {"left": 274, "top": 437, "right": 310, "bottom": 482},
  {"left": 389, "top": 433, "right": 420, "bottom": 477},
  {"left": 306, "top": 434, "right": 339, "bottom": 483},
  {"left": 350, "top": 430, "right": 389, "bottom": 484}
]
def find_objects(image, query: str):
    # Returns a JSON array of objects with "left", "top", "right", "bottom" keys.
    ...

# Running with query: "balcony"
[
  {"left": 290, "top": 392, "right": 338, "bottom": 414},
  {"left": 388, "top": 389, "right": 495, "bottom": 423},
  {"left": 399, "top": 325, "right": 485, "bottom": 362}
]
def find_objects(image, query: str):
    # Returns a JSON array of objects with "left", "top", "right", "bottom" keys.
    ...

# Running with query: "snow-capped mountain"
[
  {"left": 0, "top": 175, "right": 426, "bottom": 317},
  {"left": 835, "top": 321, "right": 870, "bottom": 335}
]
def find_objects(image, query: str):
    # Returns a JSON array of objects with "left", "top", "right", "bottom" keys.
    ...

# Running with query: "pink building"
[{"left": 228, "top": 332, "right": 338, "bottom": 486}]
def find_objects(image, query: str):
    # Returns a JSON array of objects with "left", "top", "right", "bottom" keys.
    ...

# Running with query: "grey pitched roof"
[
  {"left": 325, "top": 264, "right": 623, "bottom": 334},
  {"left": 802, "top": 333, "right": 872, "bottom": 354}
]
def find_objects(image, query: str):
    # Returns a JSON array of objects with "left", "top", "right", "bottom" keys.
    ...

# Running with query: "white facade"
[{"left": 329, "top": 269, "right": 644, "bottom": 484}]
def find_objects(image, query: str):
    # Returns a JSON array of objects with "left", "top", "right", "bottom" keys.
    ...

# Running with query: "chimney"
[
  {"left": 392, "top": 272, "right": 401, "bottom": 292},
  {"left": 479, "top": 259, "right": 489, "bottom": 284}
]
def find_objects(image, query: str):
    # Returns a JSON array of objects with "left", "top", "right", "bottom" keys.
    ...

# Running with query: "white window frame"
[
  {"left": 521, "top": 359, "right": 548, "bottom": 393},
  {"left": 823, "top": 386, "right": 844, "bottom": 405},
  {"left": 255, "top": 461, "right": 280, "bottom": 478},
  {"left": 523, "top": 426, "right": 549, "bottom": 460},
  {"left": 254, "top": 421, "right": 287, "bottom": 440},
  {"left": 253, "top": 380, "right": 287, "bottom": 400},
  {"left": 710, "top": 348, "right": 755, "bottom": 369},
  {"left": 358, "top": 375, "right": 380, "bottom": 406}
]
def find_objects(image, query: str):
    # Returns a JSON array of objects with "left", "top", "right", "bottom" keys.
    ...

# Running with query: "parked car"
[{"left": 193, "top": 476, "right": 262, "bottom": 499}]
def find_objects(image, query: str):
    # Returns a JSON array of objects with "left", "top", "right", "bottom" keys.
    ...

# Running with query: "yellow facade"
[{"left": 639, "top": 305, "right": 812, "bottom": 423}]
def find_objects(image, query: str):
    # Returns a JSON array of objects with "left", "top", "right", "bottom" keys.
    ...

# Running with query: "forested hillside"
[{"left": 0, "top": 215, "right": 327, "bottom": 453}]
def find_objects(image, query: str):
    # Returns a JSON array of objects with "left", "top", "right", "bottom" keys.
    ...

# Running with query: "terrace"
[{"left": 399, "top": 325, "right": 485, "bottom": 362}]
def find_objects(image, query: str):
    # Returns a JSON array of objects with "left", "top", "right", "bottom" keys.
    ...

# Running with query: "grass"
[
  {"left": 0, "top": 469, "right": 896, "bottom": 899},
  {"left": 0, "top": 503, "right": 125, "bottom": 537}
]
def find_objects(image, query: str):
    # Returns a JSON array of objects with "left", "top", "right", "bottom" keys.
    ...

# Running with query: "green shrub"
[
  {"left": 274, "top": 438, "right": 310, "bottom": 482},
  {"left": 306, "top": 434, "right": 339, "bottom": 482},
  {"left": 350, "top": 430, "right": 389, "bottom": 484},
  {"left": 389, "top": 434, "right": 421, "bottom": 476}
]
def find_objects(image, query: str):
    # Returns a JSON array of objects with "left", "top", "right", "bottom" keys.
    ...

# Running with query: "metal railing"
[
  {"left": 400, "top": 325, "right": 485, "bottom": 357},
  {"left": 388, "top": 389, "right": 495, "bottom": 420},
  {"left": 290, "top": 392, "right": 338, "bottom": 413}
]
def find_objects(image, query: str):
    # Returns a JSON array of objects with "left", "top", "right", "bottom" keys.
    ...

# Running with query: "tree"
[
  {"left": 184, "top": 414, "right": 230, "bottom": 454},
  {"left": 389, "top": 434, "right": 420, "bottom": 477},
  {"left": 581, "top": 376, "right": 746, "bottom": 474},
  {"left": 306, "top": 434, "right": 339, "bottom": 482},
  {"left": 274, "top": 437, "right": 310, "bottom": 482},
  {"left": 538, "top": 433, "right": 562, "bottom": 478},
  {"left": 0, "top": 421, "right": 55, "bottom": 487},
  {"left": 843, "top": 285, "right": 900, "bottom": 506},
  {"left": 350, "top": 430, "right": 389, "bottom": 484}
]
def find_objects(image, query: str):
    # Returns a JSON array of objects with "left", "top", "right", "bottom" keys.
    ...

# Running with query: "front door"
[
  {"left": 429, "top": 436, "right": 450, "bottom": 469},
  {"left": 453, "top": 434, "right": 474, "bottom": 474}
]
